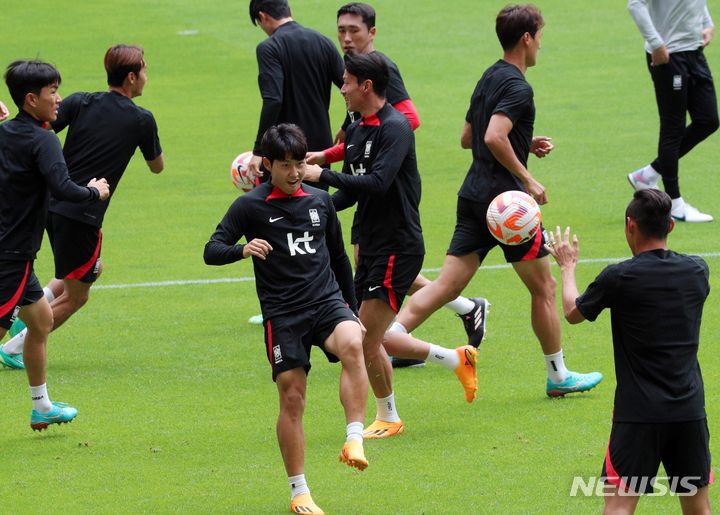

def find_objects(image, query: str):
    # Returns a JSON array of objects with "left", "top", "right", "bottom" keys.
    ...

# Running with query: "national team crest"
[
  {"left": 309, "top": 209, "right": 320, "bottom": 226},
  {"left": 364, "top": 141, "right": 373, "bottom": 157}
]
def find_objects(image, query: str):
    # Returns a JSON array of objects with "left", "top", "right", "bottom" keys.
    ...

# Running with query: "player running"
[
  {"left": 0, "top": 60, "right": 110, "bottom": 429},
  {"left": 1, "top": 45, "right": 164, "bottom": 367},
  {"left": 385, "top": 4, "right": 602, "bottom": 398},
  {"left": 304, "top": 53, "right": 478, "bottom": 439},
  {"left": 205, "top": 124, "right": 368, "bottom": 515}
]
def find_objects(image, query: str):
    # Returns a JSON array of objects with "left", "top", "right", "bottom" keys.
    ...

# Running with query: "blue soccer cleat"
[
  {"left": 9, "top": 317, "right": 26, "bottom": 338},
  {"left": 546, "top": 371, "right": 603, "bottom": 398},
  {"left": 0, "top": 347, "right": 24, "bottom": 370},
  {"left": 31, "top": 401, "right": 78, "bottom": 431}
]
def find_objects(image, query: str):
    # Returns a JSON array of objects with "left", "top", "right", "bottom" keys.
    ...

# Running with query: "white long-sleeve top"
[{"left": 628, "top": 0, "right": 713, "bottom": 53}]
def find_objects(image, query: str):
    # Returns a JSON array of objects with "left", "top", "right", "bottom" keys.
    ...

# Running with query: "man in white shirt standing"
[{"left": 627, "top": 0, "right": 718, "bottom": 222}]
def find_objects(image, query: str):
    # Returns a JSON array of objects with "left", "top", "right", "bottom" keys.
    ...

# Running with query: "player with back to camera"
[
  {"left": 305, "top": 2, "right": 489, "bottom": 368},
  {"left": 546, "top": 189, "right": 713, "bottom": 514},
  {"left": 204, "top": 124, "right": 369, "bottom": 515},
  {"left": 246, "top": 0, "right": 344, "bottom": 187},
  {"left": 626, "top": 0, "right": 718, "bottom": 223},
  {"left": 384, "top": 4, "right": 603, "bottom": 398},
  {"left": 0, "top": 59, "right": 110, "bottom": 429},
  {"left": 0, "top": 45, "right": 164, "bottom": 369},
  {"left": 304, "top": 53, "right": 479, "bottom": 439}
]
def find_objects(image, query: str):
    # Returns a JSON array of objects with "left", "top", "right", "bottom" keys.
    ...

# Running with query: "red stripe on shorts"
[
  {"left": 0, "top": 261, "right": 30, "bottom": 318},
  {"left": 66, "top": 229, "right": 102, "bottom": 280},
  {"left": 266, "top": 320, "right": 274, "bottom": 376},
  {"left": 382, "top": 255, "right": 398, "bottom": 313},
  {"left": 520, "top": 226, "right": 543, "bottom": 261},
  {"left": 604, "top": 436, "right": 630, "bottom": 492}
]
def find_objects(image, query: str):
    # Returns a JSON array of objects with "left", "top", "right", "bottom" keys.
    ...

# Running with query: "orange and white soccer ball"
[
  {"left": 486, "top": 190, "right": 541, "bottom": 245},
  {"left": 230, "top": 151, "right": 255, "bottom": 193}
]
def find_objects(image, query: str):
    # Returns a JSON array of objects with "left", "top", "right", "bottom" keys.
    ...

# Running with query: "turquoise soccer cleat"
[
  {"left": 31, "top": 401, "right": 78, "bottom": 431},
  {"left": 546, "top": 371, "right": 603, "bottom": 398},
  {"left": 9, "top": 317, "right": 26, "bottom": 337},
  {"left": 0, "top": 347, "right": 25, "bottom": 370}
]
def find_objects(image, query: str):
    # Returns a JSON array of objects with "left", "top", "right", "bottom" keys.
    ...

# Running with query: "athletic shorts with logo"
[
  {"left": 0, "top": 260, "right": 43, "bottom": 329},
  {"left": 263, "top": 299, "right": 359, "bottom": 381},
  {"left": 354, "top": 254, "right": 423, "bottom": 313},
  {"left": 602, "top": 419, "right": 714, "bottom": 494},
  {"left": 47, "top": 213, "right": 102, "bottom": 283},
  {"left": 448, "top": 197, "right": 548, "bottom": 262}
]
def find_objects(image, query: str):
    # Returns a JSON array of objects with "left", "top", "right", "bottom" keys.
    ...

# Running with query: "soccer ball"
[
  {"left": 230, "top": 151, "right": 255, "bottom": 193},
  {"left": 486, "top": 190, "right": 542, "bottom": 245}
]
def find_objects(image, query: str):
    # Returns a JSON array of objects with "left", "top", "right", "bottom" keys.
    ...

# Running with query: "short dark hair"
[
  {"left": 261, "top": 124, "right": 307, "bottom": 163},
  {"left": 249, "top": 0, "right": 291, "bottom": 25},
  {"left": 496, "top": 4, "right": 544, "bottom": 51},
  {"left": 4, "top": 60, "right": 62, "bottom": 109},
  {"left": 344, "top": 52, "right": 388, "bottom": 98},
  {"left": 625, "top": 189, "right": 673, "bottom": 240},
  {"left": 337, "top": 2, "right": 376, "bottom": 29},
  {"left": 104, "top": 44, "right": 145, "bottom": 87}
]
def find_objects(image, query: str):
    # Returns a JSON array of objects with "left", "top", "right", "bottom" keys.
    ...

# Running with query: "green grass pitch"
[{"left": 1, "top": 0, "right": 718, "bottom": 513}]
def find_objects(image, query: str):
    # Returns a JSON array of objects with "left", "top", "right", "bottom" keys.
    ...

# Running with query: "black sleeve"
[
  {"left": 319, "top": 118, "right": 412, "bottom": 195},
  {"left": 575, "top": 265, "right": 619, "bottom": 322},
  {"left": 329, "top": 44, "right": 344, "bottom": 88},
  {"left": 493, "top": 79, "right": 533, "bottom": 124},
  {"left": 253, "top": 42, "right": 284, "bottom": 155},
  {"left": 330, "top": 188, "right": 357, "bottom": 211},
  {"left": 324, "top": 196, "right": 357, "bottom": 312},
  {"left": 36, "top": 131, "right": 98, "bottom": 202},
  {"left": 138, "top": 109, "right": 163, "bottom": 161},
  {"left": 51, "top": 93, "right": 81, "bottom": 133},
  {"left": 203, "top": 199, "right": 248, "bottom": 265}
]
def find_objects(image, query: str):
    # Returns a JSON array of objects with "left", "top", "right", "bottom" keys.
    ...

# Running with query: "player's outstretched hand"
[
  {"left": 303, "top": 164, "right": 323, "bottom": 182},
  {"left": 0, "top": 100, "right": 9, "bottom": 121},
  {"left": 531, "top": 136, "right": 553, "bottom": 158},
  {"left": 247, "top": 154, "right": 264, "bottom": 181},
  {"left": 243, "top": 238, "right": 273, "bottom": 260},
  {"left": 544, "top": 225, "right": 578, "bottom": 270},
  {"left": 88, "top": 178, "right": 110, "bottom": 200},
  {"left": 305, "top": 151, "right": 326, "bottom": 166}
]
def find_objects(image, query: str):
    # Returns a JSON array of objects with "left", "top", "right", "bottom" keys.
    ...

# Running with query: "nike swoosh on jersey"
[
  {"left": 368, "top": 285, "right": 382, "bottom": 291},
  {"left": 269, "top": 217, "right": 284, "bottom": 223},
  {"left": 346, "top": 144, "right": 355, "bottom": 149}
]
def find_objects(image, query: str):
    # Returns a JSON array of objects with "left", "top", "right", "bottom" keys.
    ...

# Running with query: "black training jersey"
[
  {"left": 342, "top": 51, "right": 410, "bottom": 130},
  {"left": 460, "top": 60, "right": 535, "bottom": 204},
  {"left": 254, "top": 21, "right": 344, "bottom": 154},
  {"left": 0, "top": 111, "right": 100, "bottom": 261},
  {"left": 320, "top": 103, "right": 424, "bottom": 257},
  {"left": 577, "top": 249, "right": 709, "bottom": 423},
  {"left": 49, "top": 91, "right": 162, "bottom": 227},
  {"left": 204, "top": 183, "right": 356, "bottom": 318}
]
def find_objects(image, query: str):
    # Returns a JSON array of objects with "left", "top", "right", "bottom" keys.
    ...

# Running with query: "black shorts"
[
  {"left": 601, "top": 419, "right": 713, "bottom": 494},
  {"left": 47, "top": 213, "right": 102, "bottom": 283},
  {"left": 447, "top": 197, "right": 548, "bottom": 263},
  {"left": 263, "top": 299, "right": 359, "bottom": 381},
  {"left": 0, "top": 260, "right": 43, "bottom": 329},
  {"left": 354, "top": 254, "right": 423, "bottom": 313}
]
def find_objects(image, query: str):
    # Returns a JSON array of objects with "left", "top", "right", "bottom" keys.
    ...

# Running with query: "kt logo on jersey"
[{"left": 287, "top": 232, "right": 317, "bottom": 256}]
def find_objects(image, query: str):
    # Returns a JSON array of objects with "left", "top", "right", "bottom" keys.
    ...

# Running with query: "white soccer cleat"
[
  {"left": 627, "top": 168, "right": 659, "bottom": 191},
  {"left": 671, "top": 203, "right": 713, "bottom": 223}
]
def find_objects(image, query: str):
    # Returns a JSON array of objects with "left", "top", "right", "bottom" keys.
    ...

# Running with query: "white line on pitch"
[{"left": 93, "top": 252, "right": 720, "bottom": 291}]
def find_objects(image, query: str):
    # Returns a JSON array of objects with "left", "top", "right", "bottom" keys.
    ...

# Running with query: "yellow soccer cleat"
[
  {"left": 363, "top": 419, "right": 404, "bottom": 439},
  {"left": 454, "top": 345, "right": 478, "bottom": 403},
  {"left": 290, "top": 493, "right": 324, "bottom": 514},
  {"left": 339, "top": 439, "right": 368, "bottom": 471}
]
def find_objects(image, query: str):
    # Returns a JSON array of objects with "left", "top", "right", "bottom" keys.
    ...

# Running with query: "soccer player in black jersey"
[
  {"left": 386, "top": 4, "right": 602, "bottom": 399},
  {"left": 204, "top": 124, "right": 368, "bottom": 515},
  {"left": 306, "top": 3, "right": 489, "bottom": 368},
  {"left": 547, "top": 189, "right": 712, "bottom": 513},
  {"left": 305, "top": 53, "right": 478, "bottom": 438},
  {"left": 0, "top": 60, "right": 110, "bottom": 430},
  {"left": 246, "top": 0, "right": 344, "bottom": 188},
  {"left": 1, "top": 45, "right": 164, "bottom": 365}
]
